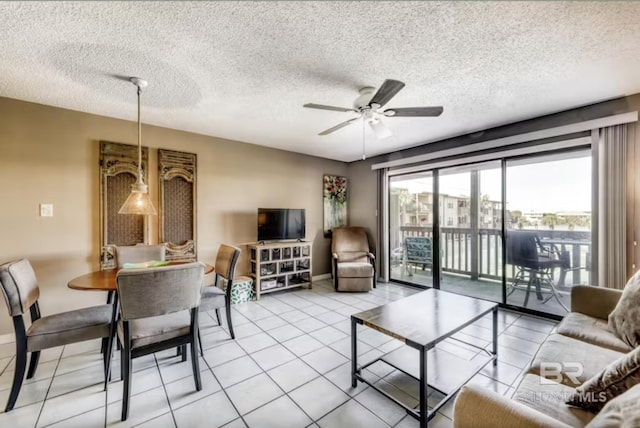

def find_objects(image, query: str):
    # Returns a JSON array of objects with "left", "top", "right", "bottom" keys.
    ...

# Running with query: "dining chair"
[
  {"left": 0, "top": 259, "right": 112, "bottom": 412},
  {"left": 199, "top": 244, "right": 241, "bottom": 348},
  {"left": 115, "top": 244, "right": 166, "bottom": 269},
  {"left": 107, "top": 262, "right": 204, "bottom": 421}
]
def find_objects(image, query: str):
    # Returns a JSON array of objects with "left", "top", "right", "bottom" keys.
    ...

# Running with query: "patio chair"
[
  {"left": 0, "top": 259, "right": 112, "bottom": 412},
  {"left": 506, "top": 231, "right": 568, "bottom": 311},
  {"left": 107, "top": 262, "right": 204, "bottom": 421},
  {"left": 403, "top": 236, "right": 433, "bottom": 276},
  {"left": 331, "top": 227, "right": 376, "bottom": 292}
]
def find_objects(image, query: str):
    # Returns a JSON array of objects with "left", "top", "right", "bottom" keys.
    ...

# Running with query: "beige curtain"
[{"left": 599, "top": 124, "right": 627, "bottom": 289}]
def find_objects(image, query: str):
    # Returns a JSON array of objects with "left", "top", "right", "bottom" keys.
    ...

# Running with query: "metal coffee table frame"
[{"left": 350, "top": 290, "right": 498, "bottom": 428}]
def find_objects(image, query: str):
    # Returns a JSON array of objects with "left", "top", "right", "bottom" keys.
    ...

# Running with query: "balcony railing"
[{"left": 398, "top": 226, "right": 592, "bottom": 286}]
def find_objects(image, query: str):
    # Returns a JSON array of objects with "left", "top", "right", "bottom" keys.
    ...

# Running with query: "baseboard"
[
  {"left": 0, "top": 332, "right": 15, "bottom": 345},
  {"left": 312, "top": 273, "right": 331, "bottom": 281}
]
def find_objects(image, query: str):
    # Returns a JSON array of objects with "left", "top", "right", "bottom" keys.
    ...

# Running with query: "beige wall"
[
  {"left": 348, "top": 93, "right": 640, "bottom": 283},
  {"left": 0, "top": 97, "right": 347, "bottom": 335}
]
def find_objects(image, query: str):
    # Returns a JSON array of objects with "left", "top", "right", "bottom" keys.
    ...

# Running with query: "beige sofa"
[{"left": 453, "top": 285, "right": 637, "bottom": 427}]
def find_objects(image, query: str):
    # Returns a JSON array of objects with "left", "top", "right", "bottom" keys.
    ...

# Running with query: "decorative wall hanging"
[
  {"left": 159, "top": 149, "right": 197, "bottom": 261},
  {"left": 99, "top": 141, "right": 149, "bottom": 269},
  {"left": 323, "top": 174, "right": 347, "bottom": 237}
]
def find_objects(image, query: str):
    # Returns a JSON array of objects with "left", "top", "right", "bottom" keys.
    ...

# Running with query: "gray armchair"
[
  {"left": 0, "top": 259, "right": 112, "bottom": 412},
  {"left": 331, "top": 227, "right": 376, "bottom": 292},
  {"left": 107, "top": 262, "right": 205, "bottom": 421}
]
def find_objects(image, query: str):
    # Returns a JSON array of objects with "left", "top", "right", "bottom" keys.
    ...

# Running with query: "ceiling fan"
[{"left": 303, "top": 79, "right": 443, "bottom": 139}]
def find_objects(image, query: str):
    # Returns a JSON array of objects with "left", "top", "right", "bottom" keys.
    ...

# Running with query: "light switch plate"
[{"left": 40, "top": 203, "right": 53, "bottom": 217}]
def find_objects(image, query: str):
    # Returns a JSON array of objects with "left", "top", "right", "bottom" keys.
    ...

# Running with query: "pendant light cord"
[
  {"left": 362, "top": 117, "right": 366, "bottom": 160},
  {"left": 137, "top": 85, "right": 142, "bottom": 180}
]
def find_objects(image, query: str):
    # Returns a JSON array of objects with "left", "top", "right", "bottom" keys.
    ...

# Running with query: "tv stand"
[{"left": 249, "top": 241, "right": 312, "bottom": 299}]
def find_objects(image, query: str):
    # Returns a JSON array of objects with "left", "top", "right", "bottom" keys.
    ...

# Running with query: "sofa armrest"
[
  {"left": 453, "top": 385, "right": 570, "bottom": 428},
  {"left": 570, "top": 285, "right": 622, "bottom": 320}
]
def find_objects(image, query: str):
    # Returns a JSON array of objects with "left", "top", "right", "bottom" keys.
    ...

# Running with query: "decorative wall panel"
[
  {"left": 159, "top": 149, "right": 197, "bottom": 261},
  {"left": 99, "top": 141, "right": 149, "bottom": 269}
]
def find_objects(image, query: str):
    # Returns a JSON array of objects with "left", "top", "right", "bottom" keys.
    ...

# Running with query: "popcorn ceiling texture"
[{"left": 1, "top": 1, "right": 639, "bottom": 161}]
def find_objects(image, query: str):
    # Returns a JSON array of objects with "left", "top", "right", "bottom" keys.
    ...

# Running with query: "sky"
[{"left": 391, "top": 154, "right": 591, "bottom": 213}]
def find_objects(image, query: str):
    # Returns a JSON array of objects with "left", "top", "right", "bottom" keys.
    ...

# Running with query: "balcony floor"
[{"left": 390, "top": 266, "right": 570, "bottom": 316}]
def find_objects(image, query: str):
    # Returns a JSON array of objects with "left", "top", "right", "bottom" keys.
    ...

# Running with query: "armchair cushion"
[
  {"left": 609, "top": 270, "right": 640, "bottom": 348},
  {"left": 567, "top": 346, "right": 640, "bottom": 412},
  {"left": 27, "top": 304, "right": 112, "bottom": 352},
  {"left": 557, "top": 313, "right": 632, "bottom": 353},
  {"left": 337, "top": 262, "right": 374, "bottom": 278},
  {"left": 118, "top": 310, "right": 190, "bottom": 349}
]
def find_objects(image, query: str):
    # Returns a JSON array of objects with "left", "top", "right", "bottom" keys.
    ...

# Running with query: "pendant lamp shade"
[{"left": 118, "top": 77, "right": 157, "bottom": 216}]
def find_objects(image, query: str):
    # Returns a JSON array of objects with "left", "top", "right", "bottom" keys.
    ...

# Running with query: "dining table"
[{"left": 68, "top": 261, "right": 215, "bottom": 292}]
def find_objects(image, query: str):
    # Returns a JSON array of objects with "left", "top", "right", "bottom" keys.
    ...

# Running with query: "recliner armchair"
[{"left": 331, "top": 227, "right": 376, "bottom": 292}]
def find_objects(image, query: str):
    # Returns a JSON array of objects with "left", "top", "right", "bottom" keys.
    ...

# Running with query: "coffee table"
[{"left": 351, "top": 289, "right": 498, "bottom": 428}]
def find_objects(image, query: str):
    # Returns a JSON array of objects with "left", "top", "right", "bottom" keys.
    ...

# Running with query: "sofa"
[{"left": 453, "top": 285, "right": 640, "bottom": 427}]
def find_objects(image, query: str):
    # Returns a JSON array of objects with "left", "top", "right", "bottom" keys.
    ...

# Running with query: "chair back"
[
  {"left": 116, "top": 244, "right": 166, "bottom": 268},
  {"left": 116, "top": 262, "right": 204, "bottom": 321},
  {"left": 332, "top": 227, "right": 370, "bottom": 262},
  {"left": 405, "top": 237, "right": 433, "bottom": 265},
  {"left": 0, "top": 259, "right": 40, "bottom": 317},
  {"left": 506, "top": 231, "right": 540, "bottom": 269},
  {"left": 214, "top": 244, "right": 241, "bottom": 281}
]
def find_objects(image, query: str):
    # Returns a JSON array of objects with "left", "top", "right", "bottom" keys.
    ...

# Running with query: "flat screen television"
[{"left": 257, "top": 208, "right": 305, "bottom": 241}]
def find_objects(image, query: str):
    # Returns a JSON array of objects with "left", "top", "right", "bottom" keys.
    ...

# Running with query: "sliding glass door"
[
  {"left": 505, "top": 150, "right": 592, "bottom": 316},
  {"left": 439, "top": 161, "right": 502, "bottom": 302},
  {"left": 386, "top": 148, "right": 593, "bottom": 317},
  {"left": 389, "top": 172, "right": 434, "bottom": 287}
]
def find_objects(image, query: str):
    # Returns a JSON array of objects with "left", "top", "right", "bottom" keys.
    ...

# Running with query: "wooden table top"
[
  {"left": 352, "top": 289, "right": 497, "bottom": 349},
  {"left": 68, "top": 262, "right": 214, "bottom": 292}
]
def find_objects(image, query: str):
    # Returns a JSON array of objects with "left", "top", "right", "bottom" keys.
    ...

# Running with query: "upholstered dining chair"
[
  {"left": 199, "top": 244, "right": 241, "bottom": 347},
  {"left": 0, "top": 259, "right": 112, "bottom": 412},
  {"left": 106, "top": 262, "right": 205, "bottom": 421},
  {"left": 331, "top": 226, "right": 376, "bottom": 292},
  {"left": 115, "top": 244, "right": 166, "bottom": 268}
]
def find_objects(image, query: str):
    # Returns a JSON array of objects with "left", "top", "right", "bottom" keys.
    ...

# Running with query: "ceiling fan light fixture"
[
  {"left": 368, "top": 118, "right": 392, "bottom": 139},
  {"left": 118, "top": 77, "right": 157, "bottom": 216}
]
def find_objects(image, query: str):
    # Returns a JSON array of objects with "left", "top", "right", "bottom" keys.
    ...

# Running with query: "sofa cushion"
[
  {"left": 557, "top": 312, "right": 632, "bottom": 353},
  {"left": 609, "top": 269, "right": 640, "bottom": 348},
  {"left": 513, "top": 374, "right": 596, "bottom": 427},
  {"left": 529, "top": 334, "right": 625, "bottom": 387},
  {"left": 585, "top": 383, "right": 640, "bottom": 427},
  {"left": 566, "top": 346, "right": 640, "bottom": 412}
]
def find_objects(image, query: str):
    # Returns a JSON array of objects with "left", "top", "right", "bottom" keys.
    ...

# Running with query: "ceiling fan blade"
[
  {"left": 303, "top": 103, "right": 355, "bottom": 113},
  {"left": 384, "top": 106, "right": 444, "bottom": 117},
  {"left": 318, "top": 117, "right": 359, "bottom": 135},
  {"left": 369, "top": 79, "right": 405, "bottom": 108},
  {"left": 368, "top": 119, "right": 392, "bottom": 139}
]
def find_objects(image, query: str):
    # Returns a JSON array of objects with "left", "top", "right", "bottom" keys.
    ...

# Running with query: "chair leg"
[
  {"left": 198, "top": 329, "right": 204, "bottom": 357},
  {"left": 191, "top": 338, "right": 202, "bottom": 391},
  {"left": 120, "top": 345, "right": 125, "bottom": 382},
  {"left": 5, "top": 339, "right": 27, "bottom": 412},
  {"left": 180, "top": 345, "right": 187, "bottom": 363},
  {"left": 225, "top": 305, "right": 235, "bottom": 339},
  {"left": 215, "top": 308, "right": 222, "bottom": 326},
  {"left": 104, "top": 335, "right": 115, "bottom": 391},
  {"left": 121, "top": 342, "right": 132, "bottom": 421},
  {"left": 26, "top": 350, "right": 40, "bottom": 379}
]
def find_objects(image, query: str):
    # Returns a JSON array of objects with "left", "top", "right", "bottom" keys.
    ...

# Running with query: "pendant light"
[{"left": 118, "top": 77, "right": 157, "bottom": 215}]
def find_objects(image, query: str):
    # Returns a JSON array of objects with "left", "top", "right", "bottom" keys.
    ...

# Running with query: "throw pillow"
[
  {"left": 567, "top": 346, "right": 640, "bottom": 412},
  {"left": 609, "top": 270, "right": 640, "bottom": 348},
  {"left": 585, "top": 383, "right": 640, "bottom": 428}
]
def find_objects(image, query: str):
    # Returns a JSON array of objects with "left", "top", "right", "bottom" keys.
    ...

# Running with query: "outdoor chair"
[
  {"left": 331, "top": 227, "right": 376, "bottom": 292},
  {"left": 506, "top": 231, "right": 568, "bottom": 311},
  {"left": 0, "top": 259, "right": 112, "bottom": 412},
  {"left": 199, "top": 244, "right": 241, "bottom": 350},
  {"left": 107, "top": 262, "right": 204, "bottom": 421}
]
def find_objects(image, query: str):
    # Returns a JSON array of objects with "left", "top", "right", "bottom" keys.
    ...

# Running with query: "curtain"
[{"left": 599, "top": 124, "right": 628, "bottom": 289}]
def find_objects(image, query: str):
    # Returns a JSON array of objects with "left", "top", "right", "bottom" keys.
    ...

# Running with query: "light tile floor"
[{"left": 0, "top": 279, "right": 557, "bottom": 427}]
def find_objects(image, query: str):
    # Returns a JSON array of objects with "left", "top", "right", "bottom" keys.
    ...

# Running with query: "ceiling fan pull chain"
[{"left": 362, "top": 117, "right": 366, "bottom": 160}]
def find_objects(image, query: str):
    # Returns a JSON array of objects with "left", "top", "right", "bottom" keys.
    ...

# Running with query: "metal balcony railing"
[{"left": 397, "top": 226, "right": 592, "bottom": 286}]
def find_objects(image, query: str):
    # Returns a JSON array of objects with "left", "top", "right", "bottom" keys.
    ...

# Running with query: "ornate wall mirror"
[
  {"left": 99, "top": 141, "right": 149, "bottom": 269},
  {"left": 158, "top": 149, "right": 197, "bottom": 261}
]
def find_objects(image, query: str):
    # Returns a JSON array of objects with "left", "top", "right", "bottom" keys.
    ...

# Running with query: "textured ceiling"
[{"left": 1, "top": 2, "right": 640, "bottom": 162}]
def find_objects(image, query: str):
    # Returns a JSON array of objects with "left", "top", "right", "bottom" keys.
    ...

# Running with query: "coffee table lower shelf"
[{"left": 352, "top": 342, "right": 497, "bottom": 424}]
